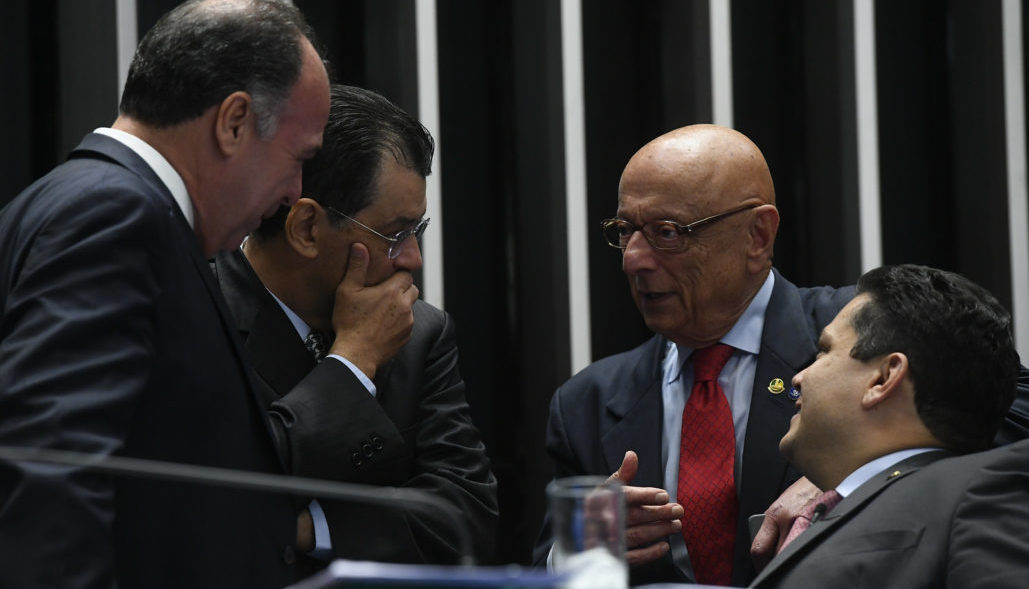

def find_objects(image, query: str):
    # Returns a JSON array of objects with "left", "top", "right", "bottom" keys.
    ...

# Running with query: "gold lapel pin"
[
  {"left": 768, "top": 378, "right": 786, "bottom": 394},
  {"left": 887, "top": 470, "right": 902, "bottom": 479}
]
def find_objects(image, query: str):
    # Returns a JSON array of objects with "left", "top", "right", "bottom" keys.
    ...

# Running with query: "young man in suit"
[
  {"left": 212, "top": 84, "right": 498, "bottom": 570},
  {"left": 750, "top": 264, "right": 1027, "bottom": 588},
  {"left": 0, "top": 1, "right": 329, "bottom": 587}
]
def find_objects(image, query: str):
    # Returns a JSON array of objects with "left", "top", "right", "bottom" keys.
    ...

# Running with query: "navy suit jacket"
[
  {"left": 0, "top": 134, "right": 297, "bottom": 588},
  {"left": 213, "top": 249, "right": 498, "bottom": 566},
  {"left": 536, "top": 269, "right": 854, "bottom": 586},
  {"left": 750, "top": 440, "right": 1029, "bottom": 589}
]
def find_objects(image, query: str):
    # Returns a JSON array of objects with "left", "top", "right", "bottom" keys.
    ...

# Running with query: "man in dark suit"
[
  {"left": 750, "top": 264, "right": 1027, "bottom": 588},
  {"left": 212, "top": 84, "right": 498, "bottom": 569},
  {"left": 0, "top": 1, "right": 329, "bottom": 587},
  {"left": 535, "top": 124, "right": 854, "bottom": 587}
]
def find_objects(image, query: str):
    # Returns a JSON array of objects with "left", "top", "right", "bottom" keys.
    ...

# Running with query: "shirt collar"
[
  {"left": 93, "top": 127, "right": 194, "bottom": 228},
  {"left": 835, "top": 447, "right": 941, "bottom": 497},
  {"left": 265, "top": 288, "right": 312, "bottom": 340},
  {"left": 666, "top": 271, "right": 776, "bottom": 382}
]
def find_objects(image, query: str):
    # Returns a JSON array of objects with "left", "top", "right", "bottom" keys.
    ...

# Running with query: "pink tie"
[
  {"left": 677, "top": 343, "right": 737, "bottom": 586},
  {"left": 778, "top": 489, "right": 842, "bottom": 553}
]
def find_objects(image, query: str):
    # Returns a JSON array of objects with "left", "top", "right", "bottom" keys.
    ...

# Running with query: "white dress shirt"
[{"left": 93, "top": 127, "right": 194, "bottom": 228}]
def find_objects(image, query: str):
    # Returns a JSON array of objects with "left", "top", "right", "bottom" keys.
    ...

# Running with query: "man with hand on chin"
[{"left": 213, "top": 84, "right": 498, "bottom": 572}]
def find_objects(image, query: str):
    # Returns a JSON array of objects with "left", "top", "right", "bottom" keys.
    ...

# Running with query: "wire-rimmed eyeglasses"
[
  {"left": 600, "top": 203, "right": 759, "bottom": 252},
  {"left": 326, "top": 206, "right": 429, "bottom": 260}
]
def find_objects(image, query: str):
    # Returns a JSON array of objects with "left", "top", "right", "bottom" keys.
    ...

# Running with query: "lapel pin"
[
  {"left": 788, "top": 387, "right": 800, "bottom": 400},
  {"left": 768, "top": 378, "right": 786, "bottom": 394},
  {"left": 887, "top": 470, "right": 902, "bottom": 479}
]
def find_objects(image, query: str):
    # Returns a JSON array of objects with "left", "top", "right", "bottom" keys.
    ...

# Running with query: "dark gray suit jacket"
[
  {"left": 213, "top": 249, "right": 498, "bottom": 566},
  {"left": 535, "top": 269, "right": 855, "bottom": 586},
  {"left": 0, "top": 134, "right": 296, "bottom": 588},
  {"left": 750, "top": 440, "right": 1029, "bottom": 589}
]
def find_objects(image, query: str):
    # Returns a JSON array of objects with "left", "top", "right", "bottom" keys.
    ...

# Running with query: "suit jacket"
[
  {"left": 212, "top": 249, "right": 498, "bottom": 566},
  {"left": 535, "top": 269, "right": 855, "bottom": 586},
  {"left": 750, "top": 440, "right": 1029, "bottom": 588},
  {"left": 0, "top": 134, "right": 297, "bottom": 588}
]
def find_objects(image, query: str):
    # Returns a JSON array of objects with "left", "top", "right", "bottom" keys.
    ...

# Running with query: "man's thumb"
[
  {"left": 344, "top": 242, "right": 369, "bottom": 284},
  {"left": 609, "top": 450, "right": 639, "bottom": 484}
]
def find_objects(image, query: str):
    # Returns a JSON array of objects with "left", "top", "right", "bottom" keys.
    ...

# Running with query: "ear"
[
  {"left": 861, "top": 352, "right": 909, "bottom": 409},
  {"left": 746, "top": 204, "right": 780, "bottom": 270},
  {"left": 283, "top": 198, "right": 321, "bottom": 259},
  {"left": 214, "top": 91, "right": 255, "bottom": 156}
]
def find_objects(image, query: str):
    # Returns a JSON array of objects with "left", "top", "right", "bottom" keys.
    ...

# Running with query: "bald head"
[
  {"left": 615, "top": 125, "right": 781, "bottom": 347},
  {"left": 622, "top": 124, "right": 775, "bottom": 212}
]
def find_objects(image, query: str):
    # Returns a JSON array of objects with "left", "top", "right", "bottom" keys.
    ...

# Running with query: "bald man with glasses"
[
  {"left": 534, "top": 125, "right": 855, "bottom": 587},
  {"left": 535, "top": 124, "right": 1029, "bottom": 587},
  {"left": 211, "top": 84, "right": 498, "bottom": 573}
]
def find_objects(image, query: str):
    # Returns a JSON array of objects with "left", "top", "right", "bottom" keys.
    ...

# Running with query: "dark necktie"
[
  {"left": 303, "top": 330, "right": 328, "bottom": 362},
  {"left": 677, "top": 343, "right": 737, "bottom": 586},
  {"left": 777, "top": 489, "right": 842, "bottom": 553}
]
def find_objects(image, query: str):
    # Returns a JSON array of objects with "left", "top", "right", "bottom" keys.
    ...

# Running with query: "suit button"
[
  {"left": 370, "top": 434, "right": 384, "bottom": 450},
  {"left": 283, "top": 545, "right": 296, "bottom": 565},
  {"left": 361, "top": 441, "right": 374, "bottom": 458},
  {"left": 351, "top": 451, "right": 362, "bottom": 467}
]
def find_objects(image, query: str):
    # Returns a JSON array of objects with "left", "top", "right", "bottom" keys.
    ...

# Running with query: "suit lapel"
[
  {"left": 70, "top": 133, "right": 178, "bottom": 216},
  {"left": 602, "top": 335, "right": 667, "bottom": 486},
  {"left": 751, "top": 450, "right": 951, "bottom": 586},
  {"left": 739, "top": 271, "right": 819, "bottom": 517},
  {"left": 214, "top": 250, "right": 316, "bottom": 398},
  {"left": 71, "top": 133, "right": 291, "bottom": 471},
  {"left": 73, "top": 134, "right": 262, "bottom": 400}
]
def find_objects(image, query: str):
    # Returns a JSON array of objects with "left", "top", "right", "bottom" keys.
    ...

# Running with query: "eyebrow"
[
  {"left": 379, "top": 213, "right": 426, "bottom": 234},
  {"left": 392, "top": 210, "right": 428, "bottom": 225},
  {"left": 613, "top": 210, "right": 695, "bottom": 226}
]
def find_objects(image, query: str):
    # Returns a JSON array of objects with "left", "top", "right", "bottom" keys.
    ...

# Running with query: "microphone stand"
[{"left": 0, "top": 445, "right": 476, "bottom": 566}]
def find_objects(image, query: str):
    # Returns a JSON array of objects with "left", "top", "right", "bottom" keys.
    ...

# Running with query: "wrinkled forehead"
[
  {"left": 617, "top": 148, "right": 732, "bottom": 220},
  {"left": 618, "top": 130, "right": 770, "bottom": 218}
]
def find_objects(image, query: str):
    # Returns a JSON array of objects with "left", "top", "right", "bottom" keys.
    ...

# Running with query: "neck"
[
  {"left": 113, "top": 113, "right": 222, "bottom": 255},
  {"left": 811, "top": 428, "right": 944, "bottom": 490},
  {"left": 675, "top": 275, "right": 764, "bottom": 349},
  {"left": 243, "top": 239, "right": 325, "bottom": 331}
]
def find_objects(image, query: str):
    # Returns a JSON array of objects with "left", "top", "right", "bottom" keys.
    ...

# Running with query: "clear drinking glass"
[{"left": 547, "top": 476, "right": 627, "bottom": 588}]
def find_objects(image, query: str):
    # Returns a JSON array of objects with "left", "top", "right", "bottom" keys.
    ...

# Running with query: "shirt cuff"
[
  {"left": 324, "top": 354, "right": 377, "bottom": 397},
  {"left": 308, "top": 499, "right": 333, "bottom": 561}
]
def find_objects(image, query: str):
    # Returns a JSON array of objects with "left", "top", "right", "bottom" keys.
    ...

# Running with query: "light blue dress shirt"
[
  {"left": 660, "top": 271, "right": 775, "bottom": 578},
  {"left": 834, "top": 448, "right": 940, "bottom": 498}
]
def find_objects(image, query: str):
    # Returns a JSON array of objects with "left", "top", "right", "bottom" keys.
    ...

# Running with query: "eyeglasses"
[
  {"left": 326, "top": 206, "right": 430, "bottom": 259},
  {"left": 600, "top": 203, "right": 759, "bottom": 252}
]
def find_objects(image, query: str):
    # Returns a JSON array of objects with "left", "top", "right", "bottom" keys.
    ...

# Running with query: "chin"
[
  {"left": 223, "top": 232, "right": 247, "bottom": 253},
  {"left": 778, "top": 433, "right": 797, "bottom": 462}
]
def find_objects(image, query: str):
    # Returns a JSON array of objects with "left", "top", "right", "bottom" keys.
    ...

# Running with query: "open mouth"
[{"left": 640, "top": 291, "right": 672, "bottom": 302}]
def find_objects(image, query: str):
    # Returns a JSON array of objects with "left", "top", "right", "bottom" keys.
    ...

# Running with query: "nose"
[
  {"left": 621, "top": 229, "right": 656, "bottom": 275},
  {"left": 790, "top": 371, "right": 804, "bottom": 399},
  {"left": 393, "top": 235, "right": 423, "bottom": 272}
]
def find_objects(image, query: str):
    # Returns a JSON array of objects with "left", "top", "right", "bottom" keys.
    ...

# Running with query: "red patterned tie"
[{"left": 677, "top": 343, "right": 737, "bottom": 586}]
